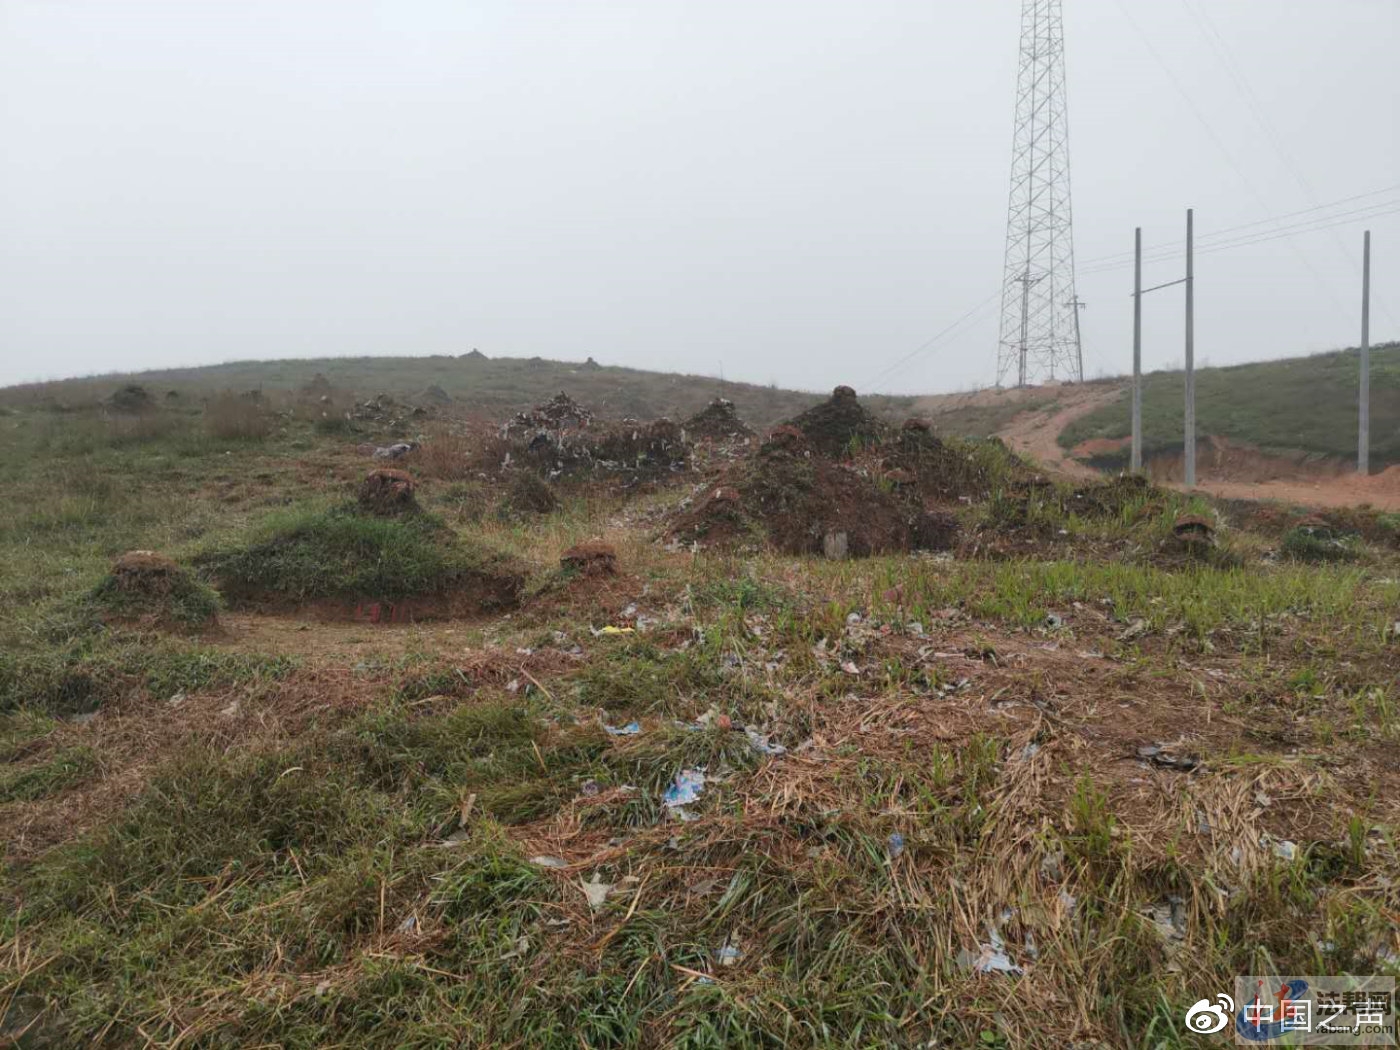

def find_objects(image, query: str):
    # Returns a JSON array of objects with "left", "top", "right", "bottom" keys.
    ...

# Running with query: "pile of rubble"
[
  {"left": 789, "top": 385, "right": 887, "bottom": 457},
  {"left": 350, "top": 393, "right": 426, "bottom": 432},
  {"left": 667, "top": 387, "right": 960, "bottom": 558},
  {"left": 494, "top": 393, "right": 690, "bottom": 485},
  {"left": 503, "top": 392, "right": 593, "bottom": 437},
  {"left": 683, "top": 398, "right": 753, "bottom": 441}
]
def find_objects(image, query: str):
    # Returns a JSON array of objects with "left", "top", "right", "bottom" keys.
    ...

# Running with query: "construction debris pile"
[
  {"left": 350, "top": 393, "right": 426, "bottom": 433},
  {"left": 503, "top": 392, "right": 594, "bottom": 437},
  {"left": 682, "top": 398, "right": 753, "bottom": 441},
  {"left": 668, "top": 387, "right": 969, "bottom": 558},
  {"left": 495, "top": 393, "right": 689, "bottom": 485}
]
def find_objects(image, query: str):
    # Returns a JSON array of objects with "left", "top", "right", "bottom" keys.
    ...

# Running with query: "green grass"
[
  {"left": 922, "top": 389, "right": 1061, "bottom": 439},
  {"left": 0, "top": 353, "right": 921, "bottom": 432},
  {"left": 1, "top": 363, "right": 1398, "bottom": 1048},
  {"left": 1280, "top": 525, "right": 1361, "bottom": 563},
  {"left": 86, "top": 563, "right": 221, "bottom": 628},
  {"left": 1059, "top": 342, "right": 1400, "bottom": 467},
  {"left": 0, "top": 745, "right": 98, "bottom": 802},
  {"left": 0, "top": 640, "right": 297, "bottom": 714},
  {"left": 198, "top": 506, "right": 522, "bottom": 603}
]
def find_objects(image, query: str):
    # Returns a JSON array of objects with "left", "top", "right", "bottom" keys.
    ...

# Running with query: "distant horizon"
[{"left": 4, "top": 336, "right": 1396, "bottom": 401}]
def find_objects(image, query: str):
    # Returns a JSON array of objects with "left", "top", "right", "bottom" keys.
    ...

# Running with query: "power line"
[
  {"left": 1111, "top": 0, "right": 1351, "bottom": 324},
  {"left": 1078, "top": 201, "right": 1400, "bottom": 276},
  {"left": 866, "top": 197, "right": 1397, "bottom": 388},
  {"left": 1177, "top": 0, "right": 1398, "bottom": 327},
  {"left": 1078, "top": 184, "right": 1400, "bottom": 269},
  {"left": 864, "top": 290, "right": 1002, "bottom": 389}
]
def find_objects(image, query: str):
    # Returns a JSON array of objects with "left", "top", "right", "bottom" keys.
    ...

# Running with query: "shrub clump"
[
  {"left": 89, "top": 551, "right": 220, "bottom": 629},
  {"left": 1281, "top": 519, "right": 1358, "bottom": 563},
  {"left": 501, "top": 472, "right": 559, "bottom": 515},
  {"left": 199, "top": 508, "right": 524, "bottom": 606}
]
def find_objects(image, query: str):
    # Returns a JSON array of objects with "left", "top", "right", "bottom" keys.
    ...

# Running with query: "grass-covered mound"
[
  {"left": 199, "top": 506, "right": 525, "bottom": 612},
  {"left": 88, "top": 551, "right": 220, "bottom": 630}
]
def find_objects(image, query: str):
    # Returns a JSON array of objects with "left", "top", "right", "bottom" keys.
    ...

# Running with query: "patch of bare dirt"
[{"left": 996, "top": 383, "right": 1126, "bottom": 480}]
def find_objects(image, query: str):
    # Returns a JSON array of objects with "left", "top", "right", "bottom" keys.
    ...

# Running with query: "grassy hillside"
[
  {"left": 0, "top": 354, "right": 919, "bottom": 431},
  {"left": 2, "top": 384, "right": 1399, "bottom": 1046},
  {"left": 1060, "top": 343, "right": 1400, "bottom": 468}
]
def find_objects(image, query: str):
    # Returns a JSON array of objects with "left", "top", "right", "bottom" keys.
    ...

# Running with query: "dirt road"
[
  {"left": 994, "top": 383, "right": 1126, "bottom": 481},
  {"left": 991, "top": 381, "right": 1400, "bottom": 510}
]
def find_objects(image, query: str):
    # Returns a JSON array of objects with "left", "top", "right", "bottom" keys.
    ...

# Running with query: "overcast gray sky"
[{"left": 1, "top": 0, "right": 1396, "bottom": 394}]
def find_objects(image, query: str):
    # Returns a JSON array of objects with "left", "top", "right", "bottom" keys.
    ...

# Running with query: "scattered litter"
[
  {"left": 846, "top": 612, "right": 862, "bottom": 625},
  {"left": 580, "top": 779, "right": 601, "bottom": 798},
  {"left": 716, "top": 939, "right": 743, "bottom": 967},
  {"left": 1136, "top": 743, "right": 1199, "bottom": 771},
  {"left": 604, "top": 721, "right": 641, "bottom": 736},
  {"left": 663, "top": 769, "right": 706, "bottom": 811},
  {"left": 441, "top": 828, "right": 471, "bottom": 845},
  {"left": 1118, "top": 619, "right": 1149, "bottom": 642},
  {"left": 580, "top": 874, "right": 614, "bottom": 912},
  {"left": 220, "top": 700, "right": 240, "bottom": 717},
  {"left": 1142, "top": 896, "right": 1187, "bottom": 968},
  {"left": 530, "top": 855, "right": 569, "bottom": 869},
  {"left": 1263, "top": 835, "right": 1299, "bottom": 861},
  {"left": 1045, "top": 613, "right": 1064, "bottom": 629},
  {"left": 395, "top": 915, "right": 418, "bottom": 934},
  {"left": 840, "top": 661, "right": 860, "bottom": 676},
  {"left": 744, "top": 727, "right": 786, "bottom": 756},
  {"left": 68, "top": 710, "right": 98, "bottom": 725},
  {"left": 1018, "top": 742, "right": 1041, "bottom": 762},
  {"left": 887, "top": 832, "right": 905, "bottom": 860},
  {"left": 594, "top": 625, "right": 635, "bottom": 636},
  {"left": 499, "top": 935, "right": 530, "bottom": 960},
  {"left": 957, "top": 921, "right": 1023, "bottom": 976}
]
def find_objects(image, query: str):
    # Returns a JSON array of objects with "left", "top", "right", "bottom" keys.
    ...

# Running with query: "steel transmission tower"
[{"left": 996, "top": 0, "right": 1082, "bottom": 387}]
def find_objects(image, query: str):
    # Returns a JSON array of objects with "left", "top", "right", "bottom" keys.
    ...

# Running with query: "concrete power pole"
[
  {"left": 1359, "top": 230, "right": 1372, "bottom": 475},
  {"left": 1131, "top": 228, "right": 1143, "bottom": 472},
  {"left": 1184, "top": 208, "right": 1196, "bottom": 488},
  {"left": 1067, "top": 296, "right": 1087, "bottom": 382}
]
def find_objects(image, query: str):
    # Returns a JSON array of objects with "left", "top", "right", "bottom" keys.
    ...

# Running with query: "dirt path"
[
  {"left": 991, "top": 381, "right": 1400, "bottom": 510},
  {"left": 995, "top": 383, "right": 1126, "bottom": 481},
  {"left": 1185, "top": 472, "right": 1400, "bottom": 512}
]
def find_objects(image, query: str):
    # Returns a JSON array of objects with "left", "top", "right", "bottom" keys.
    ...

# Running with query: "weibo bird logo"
[{"left": 1184, "top": 994, "right": 1236, "bottom": 1034}]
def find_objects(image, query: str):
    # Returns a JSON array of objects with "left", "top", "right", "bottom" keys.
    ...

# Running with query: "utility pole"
[
  {"left": 1359, "top": 230, "right": 1371, "bottom": 475},
  {"left": 1067, "top": 296, "right": 1087, "bottom": 382},
  {"left": 1184, "top": 208, "right": 1196, "bottom": 488},
  {"left": 1132, "top": 228, "right": 1142, "bottom": 472}
]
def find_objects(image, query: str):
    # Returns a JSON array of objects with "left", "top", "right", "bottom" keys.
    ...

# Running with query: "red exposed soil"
[
  {"left": 560, "top": 541, "right": 619, "bottom": 576},
  {"left": 994, "top": 382, "right": 1400, "bottom": 511},
  {"left": 997, "top": 384, "right": 1124, "bottom": 481},
  {"left": 357, "top": 468, "right": 418, "bottom": 514}
]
